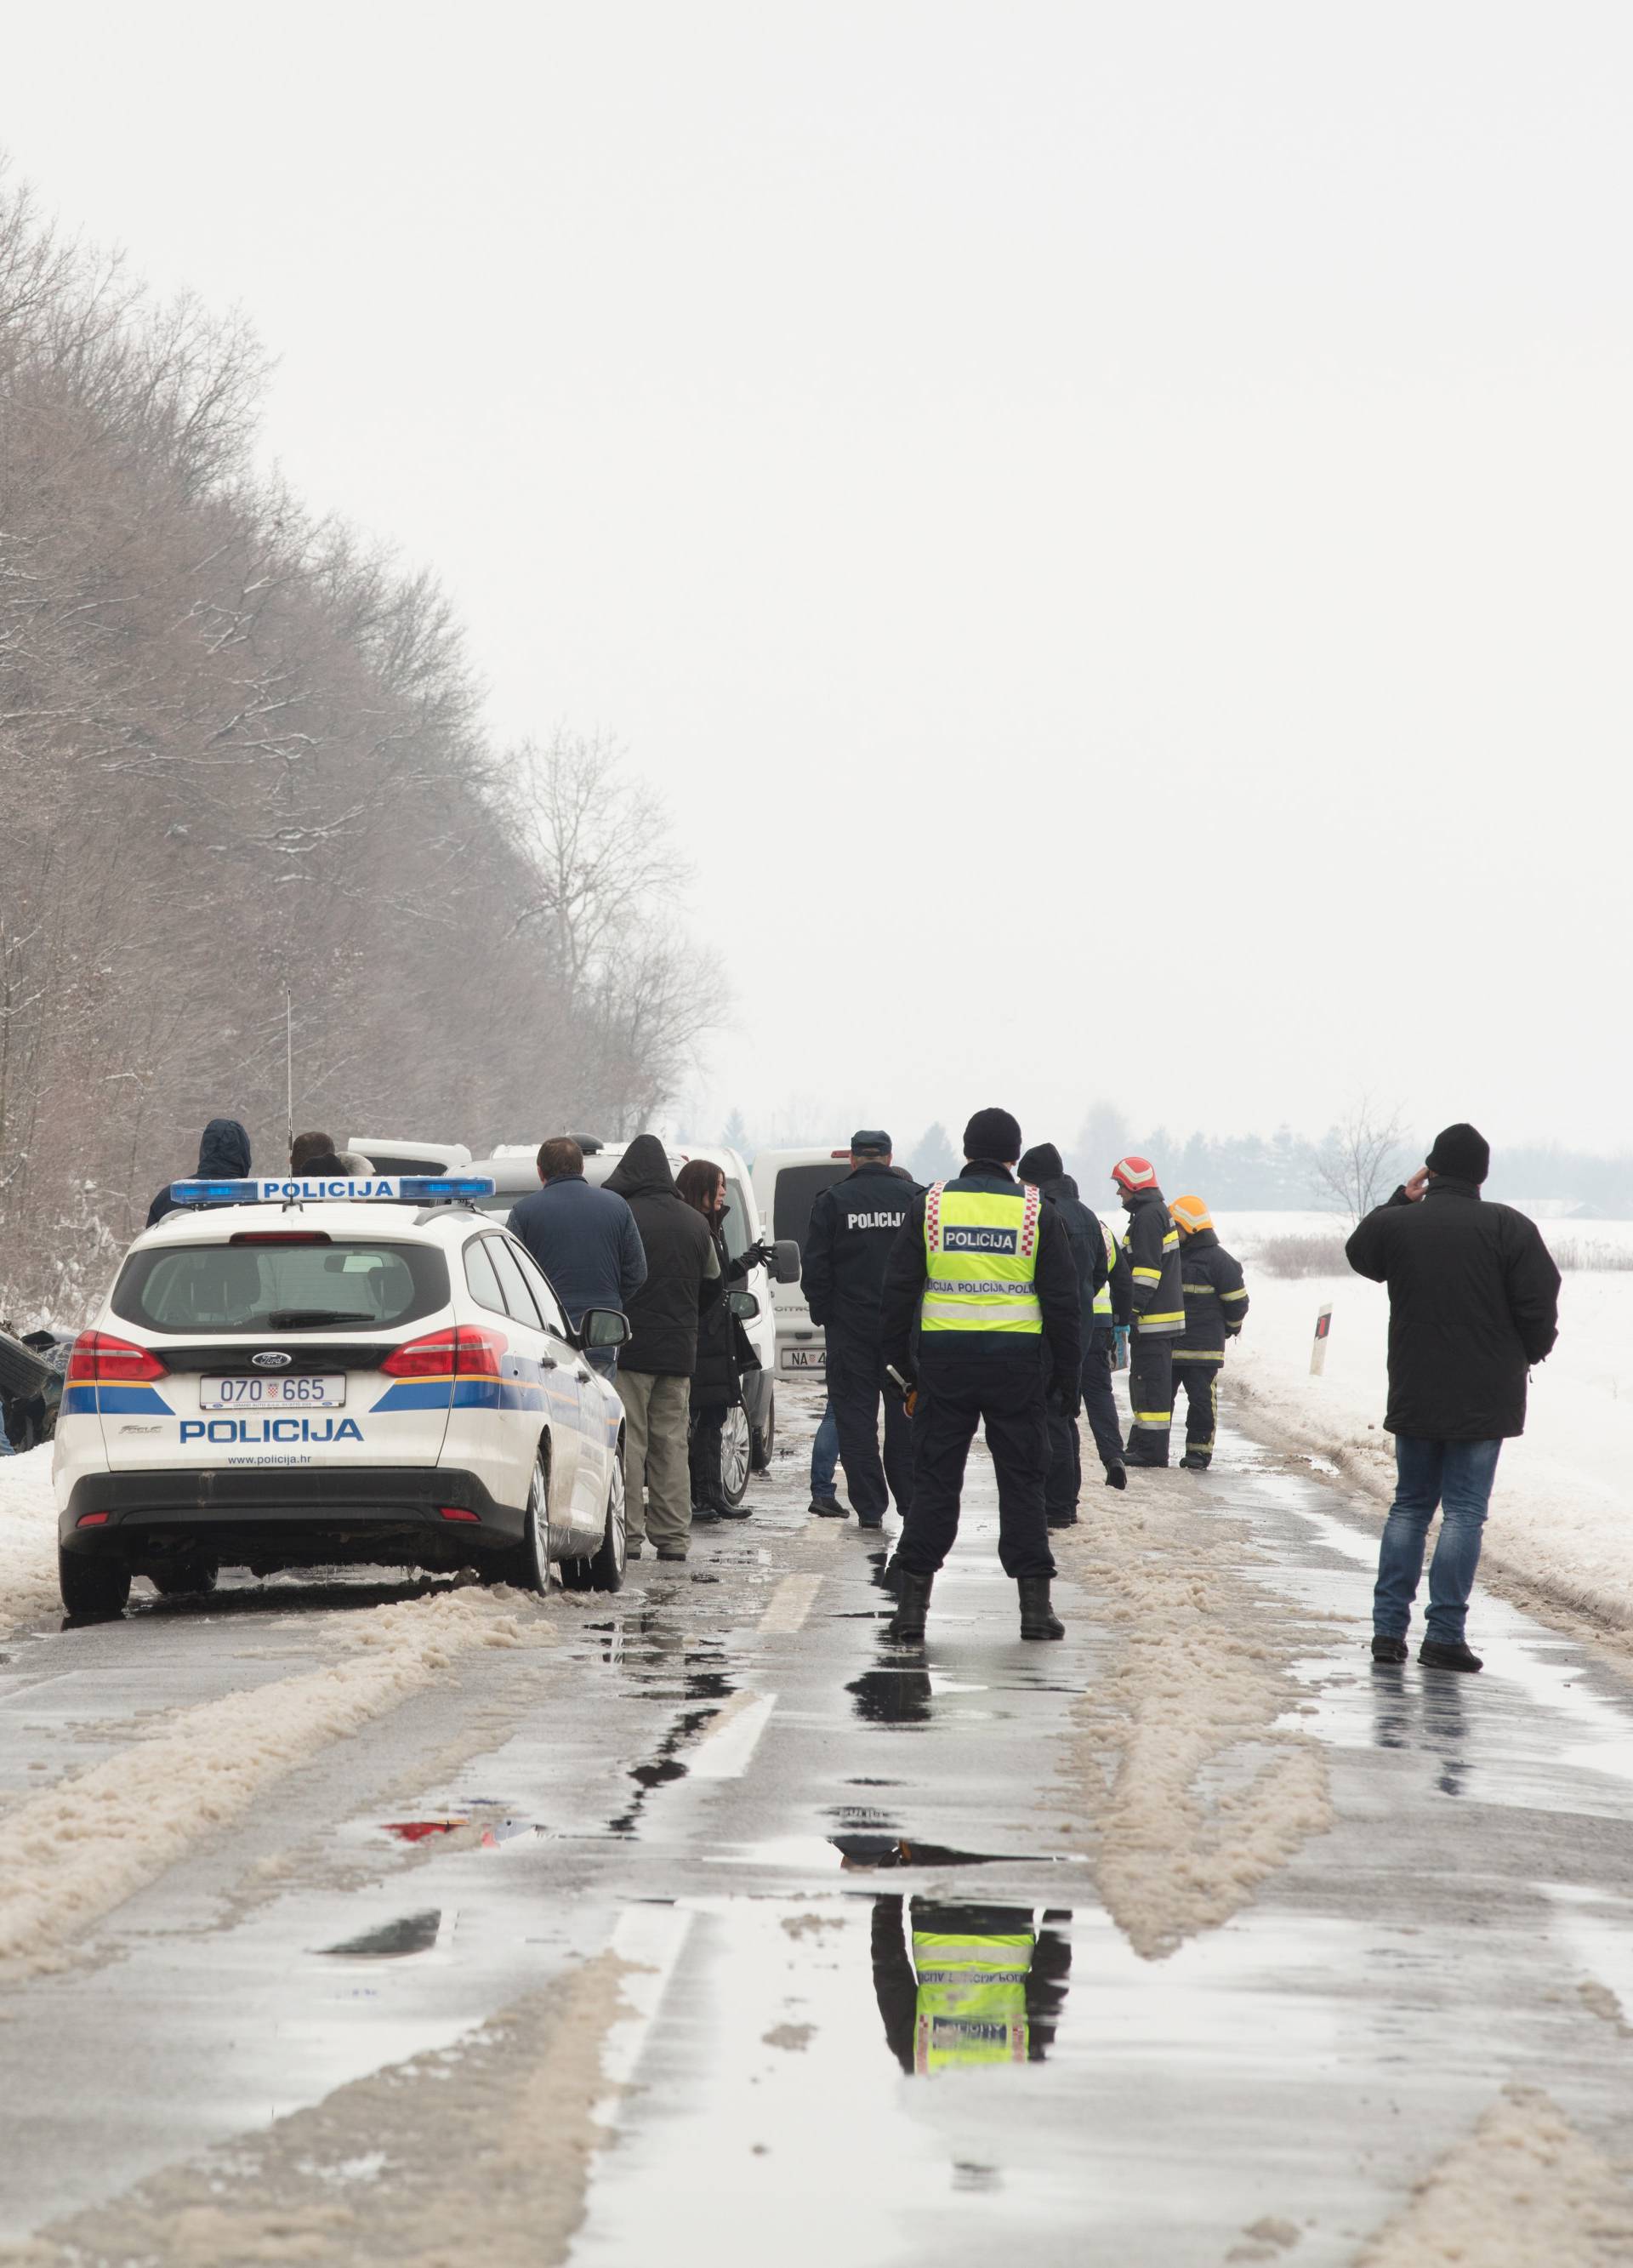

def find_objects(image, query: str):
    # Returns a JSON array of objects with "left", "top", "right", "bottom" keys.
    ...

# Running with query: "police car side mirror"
[
  {"left": 579, "top": 1308, "right": 631, "bottom": 1349},
  {"left": 770, "top": 1239, "right": 800, "bottom": 1284},
  {"left": 728, "top": 1290, "right": 760, "bottom": 1319}
]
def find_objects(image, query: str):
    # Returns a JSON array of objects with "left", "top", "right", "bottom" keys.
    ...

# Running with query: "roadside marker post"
[{"left": 1311, "top": 1303, "right": 1333, "bottom": 1376}]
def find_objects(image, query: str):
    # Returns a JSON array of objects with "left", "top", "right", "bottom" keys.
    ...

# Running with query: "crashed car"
[{"left": 1, "top": 1326, "right": 69, "bottom": 1452}]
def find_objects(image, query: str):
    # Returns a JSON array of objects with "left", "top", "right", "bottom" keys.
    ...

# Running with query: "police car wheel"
[
  {"left": 494, "top": 1450, "right": 553, "bottom": 1594},
  {"left": 560, "top": 1448, "right": 626, "bottom": 1593},
  {"left": 58, "top": 1547, "right": 131, "bottom": 1623}
]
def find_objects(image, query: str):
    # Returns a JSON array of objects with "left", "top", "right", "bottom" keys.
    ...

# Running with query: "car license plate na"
[
  {"left": 781, "top": 1348, "right": 826, "bottom": 1373},
  {"left": 200, "top": 1373, "right": 347, "bottom": 1410}
]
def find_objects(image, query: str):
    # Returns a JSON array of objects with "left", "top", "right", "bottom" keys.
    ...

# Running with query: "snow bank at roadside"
[
  {"left": 1218, "top": 1211, "right": 1633, "bottom": 1635},
  {"left": 0, "top": 1445, "right": 62, "bottom": 1636},
  {"left": 0, "top": 1585, "right": 553, "bottom": 1979}
]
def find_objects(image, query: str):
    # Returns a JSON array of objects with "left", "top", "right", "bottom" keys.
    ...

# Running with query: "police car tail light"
[
  {"left": 66, "top": 1331, "right": 168, "bottom": 1384},
  {"left": 230, "top": 1230, "right": 331, "bottom": 1246},
  {"left": 381, "top": 1324, "right": 507, "bottom": 1380}
]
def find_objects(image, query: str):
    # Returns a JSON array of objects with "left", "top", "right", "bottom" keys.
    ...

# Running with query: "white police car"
[{"left": 53, "top": 1175, "right": 629, "bottom": 1620}]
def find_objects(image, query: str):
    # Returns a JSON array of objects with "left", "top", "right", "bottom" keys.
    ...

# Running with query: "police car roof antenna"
[{"left": 283, "top": 985, "right": 295, "bottom": 1166}]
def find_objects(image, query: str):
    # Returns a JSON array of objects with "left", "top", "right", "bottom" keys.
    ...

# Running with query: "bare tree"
[{"left": 1312, "top": 1095, "right": 1412, "bottom": 1222}]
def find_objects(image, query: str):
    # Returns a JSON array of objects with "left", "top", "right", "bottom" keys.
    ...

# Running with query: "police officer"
[
  {"left": 1110, "top": 1155, "right": 1184, "bottom": 1467},
  {"left": 1169, "top": 1193, "right": 1249, "bottom": 1469},
  {"left": 880, "top": 1108, "right": 1082, "bottom": 1642},
  {"left": 800, "top": 1130, "right": 919, "bottom": 1528},
  {"left": 1016, "top": 1140, "right": 1112, "bottom": 1524}
]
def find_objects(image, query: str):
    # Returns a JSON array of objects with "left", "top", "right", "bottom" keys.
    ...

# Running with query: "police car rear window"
[
  {"left": 112, "top": 1241, "right": 450, "bottom": 1335},
  {"left": 773, "top": 1163, "right": 850, "bottom": 1251}
]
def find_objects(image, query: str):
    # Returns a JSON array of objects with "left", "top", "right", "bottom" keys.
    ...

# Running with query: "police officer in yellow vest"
[
  {"left": 869, "top": 1897, "right": 1073, "bottom": 2073},
  {"left": 880, "top": 1108, "right": 1082, "bottom": 1643}
]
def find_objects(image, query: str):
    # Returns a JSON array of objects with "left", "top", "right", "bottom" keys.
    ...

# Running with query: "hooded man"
[
  {"left": 1016, "top": 1143, "right": 1119, "bottom": 1519},
  {"left": 1109, "top": 1156, "right": 1183, "bottom": 1467},
  {"left": 1346, "top": 1123, "right": 1560, "bottom": 1673},
  {"left": 1168, "top": 1194, "right": 1249, "bottom": 1471},
  {"left": 145, "top": 1117, "right": 252, "bottom": 1226},
  {"left": 603, "top": 1134, "right": 720, "bottom": 1562},
  {"left": 880, "top": 1107, "right": 1082, "bottom": 1643}
]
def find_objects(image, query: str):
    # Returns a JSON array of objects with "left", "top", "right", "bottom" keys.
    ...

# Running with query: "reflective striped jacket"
[
  {"left": 1176, "top": 1228, "right": 1249, "bottom": 1359},
  {"left": 1123, "top": 1187, "right": 1184, "bottom": 1336}
]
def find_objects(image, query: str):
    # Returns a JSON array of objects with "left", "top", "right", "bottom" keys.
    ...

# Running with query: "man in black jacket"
[
  {"left": 1017, "top": 1142, "right": 1112, "bottom": 1524},
  {"left": 880, "top": 1108, "right": 1082, "bottom": 1642},
  {"left": 603, "top": 1135, "right": 719, "bottom": 1563},
  {"left": 1346, "top": 1123, "right": 1560, "bottom": 1673},
  {"left": 800, "top": 1131, "right": 919, "bottom": 1530},
  {"left": 146, "top": 1117, "right": 253, "bottom": 1225}
]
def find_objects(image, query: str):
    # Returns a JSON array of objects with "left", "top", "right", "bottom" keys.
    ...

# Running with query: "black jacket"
[
  {"left": 801, "top": 1161, "right": 919, "bottom": 1339},
  {"left": 1032, "top": 1172, "right": 1110, "bottom": 1346},
  {"left": 146, "top": 1117, "right": 252, "bottom": 1226},
  {"left": 1121, "top": 1186, "right": 1183, "bottom": 1336},
  {"left": 692, "top": 1227, "right": 758, "bottom": 1407},
  {"left": 879, "top": 1162, "right": 1082, "bottom": 1391},
  {"left": 603, "top": 1136, "right": 720, "bottom": 1376},
  {"left": 1176, "top": 1228, "right": 1249, "bottom": 1358},
  {"left": 1346, "top": 1178, "right": 1560, "bottom": 1439}
]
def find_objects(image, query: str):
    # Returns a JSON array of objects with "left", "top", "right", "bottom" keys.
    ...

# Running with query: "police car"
[{"left": 53, "top": 1174, "right": 629, "bottom": 1620}]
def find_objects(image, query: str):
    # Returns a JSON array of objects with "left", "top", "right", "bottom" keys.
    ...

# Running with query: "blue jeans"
[
  {"left": 811, "top": 1399, "right": 838, "bottom": 1497},
  {"left": 1374, "top": 1436, "right": 1502, "bottom": 1645}
]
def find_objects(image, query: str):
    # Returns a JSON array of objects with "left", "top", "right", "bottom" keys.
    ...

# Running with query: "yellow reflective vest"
[
  {"left": 922, "top": 1182, "right": 1044, "bottom": 1336},
  {"left": 1094, "top": 1218, "right": 1117, "bottom": 1319},
  {"left": 912, "top": 1928, "right": 1033, "bottom": 2072}
]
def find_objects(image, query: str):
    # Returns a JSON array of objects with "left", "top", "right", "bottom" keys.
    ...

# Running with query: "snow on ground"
[
  {"left": 1217, "top": 1211, "right": 1633, "bottom": 1638},
  {"left": 0, "top": 1445, "right": 62, "bottom": 1636}
]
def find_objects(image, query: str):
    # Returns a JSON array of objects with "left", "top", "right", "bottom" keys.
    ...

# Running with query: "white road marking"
[
  {"left": 757, "top": 1574, "right": 822, "bottom": 1635},
  {"left": 688, "top": 1690, "right": 778, "bottom": 1780}
]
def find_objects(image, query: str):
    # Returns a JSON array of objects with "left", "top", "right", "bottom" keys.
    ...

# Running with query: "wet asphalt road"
[{"left": 3, "top": 1384, "right": 1633, "bottom": 2262}]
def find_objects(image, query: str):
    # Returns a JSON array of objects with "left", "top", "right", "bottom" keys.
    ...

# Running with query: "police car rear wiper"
[{"left": 265, "top": 1308, "right": 378, "bottom": 1329}]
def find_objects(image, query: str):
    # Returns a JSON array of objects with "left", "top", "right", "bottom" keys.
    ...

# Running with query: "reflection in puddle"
[
  {"left": 870, "top": 1898, "right": 1073, "bottom": 2073},
  {"left": 319, "top": 1909, "right": 441, "bottom": 1959},
  {"left": 380, "top": 1819, "right": 464, "bottom": 1843},
  {"left": 848, "top": 1666, "right": 932, "bottom": 1724}
]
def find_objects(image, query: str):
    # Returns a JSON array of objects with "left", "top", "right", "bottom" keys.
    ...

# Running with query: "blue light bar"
[{"left": 168, "top": 1176, "right": 497, "bottom": 1205}]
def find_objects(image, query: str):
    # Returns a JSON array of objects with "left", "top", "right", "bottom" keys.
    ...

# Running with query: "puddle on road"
[{"left": 319, "top": 1908, "right": 443, "bottom": 1959}]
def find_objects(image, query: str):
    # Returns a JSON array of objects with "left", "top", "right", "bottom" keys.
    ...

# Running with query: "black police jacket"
[
  {"left": 801, "top": 1161, "right": 919, "bottom": 1338},
  {"left": 1346, "top": 1177, "right": 1560, "bottom": 1439},
  {"left": 1033, "top": 1172, "right": 1110, "bottom": 1344}
]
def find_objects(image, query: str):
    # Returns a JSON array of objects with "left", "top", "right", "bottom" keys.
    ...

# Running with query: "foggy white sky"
[{"left": 6, "top": 4, "right": 1629, "bottom": 1158}]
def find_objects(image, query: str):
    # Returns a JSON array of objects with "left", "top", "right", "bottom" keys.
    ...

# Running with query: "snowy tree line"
[{"left": 0, "top": 179, "right": 717, "bottom": 1319}]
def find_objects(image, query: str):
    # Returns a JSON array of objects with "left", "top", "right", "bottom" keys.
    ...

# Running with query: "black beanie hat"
[
  {"left": 1425, "top": 1122, "right": 1490, "bottom": 1184},
  {"left": 1017, "top": 1142, "right": 1063, "bottom": 1183},
  {"left": 964, "top": 1106, "right": 1023, "bottom": 1163}
]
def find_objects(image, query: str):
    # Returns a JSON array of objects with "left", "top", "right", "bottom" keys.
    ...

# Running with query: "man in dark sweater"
[
  {"left": 1017, "top": 1142, "right": 1111, "bottom": 1525},
  {"left": 604, "top": 1136, "right": 718, "bottom": 1563},
  {"left": 1346, "top": 1122, "right": 1560, "bottom": 1673},
  {"left": 507, "top": 1137, "right": 647, "bottom": 1367}
]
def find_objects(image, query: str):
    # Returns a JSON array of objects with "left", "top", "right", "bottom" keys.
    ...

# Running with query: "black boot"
[
  {"left": 1371, "top": 1633, "right": 1408, "bottom": 1664},
  {"left": 1018, "top": 1576, "right": 1065, "bottom": 1640},
  {"left": 1045, "top": 1509, "right": 1079, "bottom": 1529},
  {"left": 1103, "top": 1461, "right": 1128, "bottom": 1490},
  {"left": 887, "top": 1570, "right": 933, "bottom": 1643},
  {"left": 1179, "top": 1452, "right": 1211, "bottom": 1472},
  {"left": 1420, "top": 1638, "right": 1482, "bottom": 1673}
]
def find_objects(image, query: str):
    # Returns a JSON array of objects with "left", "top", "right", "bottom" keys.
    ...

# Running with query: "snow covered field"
[{"left": 1218, "top": 1211, "right": 1633, "bottom": 1638}]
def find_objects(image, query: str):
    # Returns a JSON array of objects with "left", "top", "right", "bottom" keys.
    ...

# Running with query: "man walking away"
[
  {"left": 1017, "top": 1142, "right": 1112, "bottom": 1524},
  {"left": 1346, "top": 1123, "right": 1560, "bottom": 1672},
  {"left": 881, "top": 1108, "right": 1081, "bottom": 1643},
  {"left": 146, "top": 1118, "right": 252, "bottom": 1226},
  {"left": 800, "top": 1131, "right": 919, "bottom": 1529},
  {"left": 1109, "top": 1157, "right": 1183, "bottom": 1467},
  {"left": 1169, "top": 1194, "right": 1249, "bottom": 1471},
  {"left": 508, "top": 1137, "right": 647, "bottom": 1374},
  {"left": 604, "top": 1135, "right": 719, "bottom": 1563},
  {"left": 1088, "top": 1214, "right": 1131, "bottom": 1489}
]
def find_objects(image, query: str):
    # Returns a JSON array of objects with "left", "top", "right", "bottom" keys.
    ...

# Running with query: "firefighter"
[
  {"left": 880, "top": 1108, "right": 1082, "bottom": 1642},
  {"left": 1169, "top": 1194, "right": 1249, "bottom": 1470},
  {"left": 1109, "top": 1155, "right": 1183, "bottom": 1467}
]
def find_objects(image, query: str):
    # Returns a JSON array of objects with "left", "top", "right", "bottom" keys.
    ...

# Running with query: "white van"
[
  {"left": 464, "top": 1140, "right": 794, "bottom": 1504},
  {"left": 749, "top": 1146, "right": 856, "bottom": 1378},
  {"left": 346, "top": 1137, "right": 473, "bottom": 1177}
]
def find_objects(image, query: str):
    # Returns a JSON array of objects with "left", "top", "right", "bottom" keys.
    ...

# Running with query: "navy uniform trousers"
[{"left": 896, "top": 1359, "right": 1055, "bottom": 1580}]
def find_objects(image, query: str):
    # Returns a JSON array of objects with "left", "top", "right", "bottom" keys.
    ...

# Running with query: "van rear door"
[{"left": 750, "top": 1148, "right": 853, "bottom": 1373}]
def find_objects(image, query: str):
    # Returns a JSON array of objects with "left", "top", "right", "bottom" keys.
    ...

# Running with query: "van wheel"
[
  {"left": 150, "top": 1562, "right": 218, "bottom": 1599},
  {"left": 750, "top": 1387, "right": 776, "bottom": 1472},
  {"left": 494, "top": 1450, "right": 552, "bottom": 1593},
  {"left": 59, "top": 1548, "right": 131, "bottom": 1622},
  {"left": 714, "top": 1405, "right": 752, "bottom": 1508},
  {"left": 561, "top": 1448, "right": 626, "bottom": 1593}
]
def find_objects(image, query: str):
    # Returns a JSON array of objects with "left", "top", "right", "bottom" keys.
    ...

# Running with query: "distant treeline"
[{"left": 0, "top": 175, "right": 716, "bottom": 1319}]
